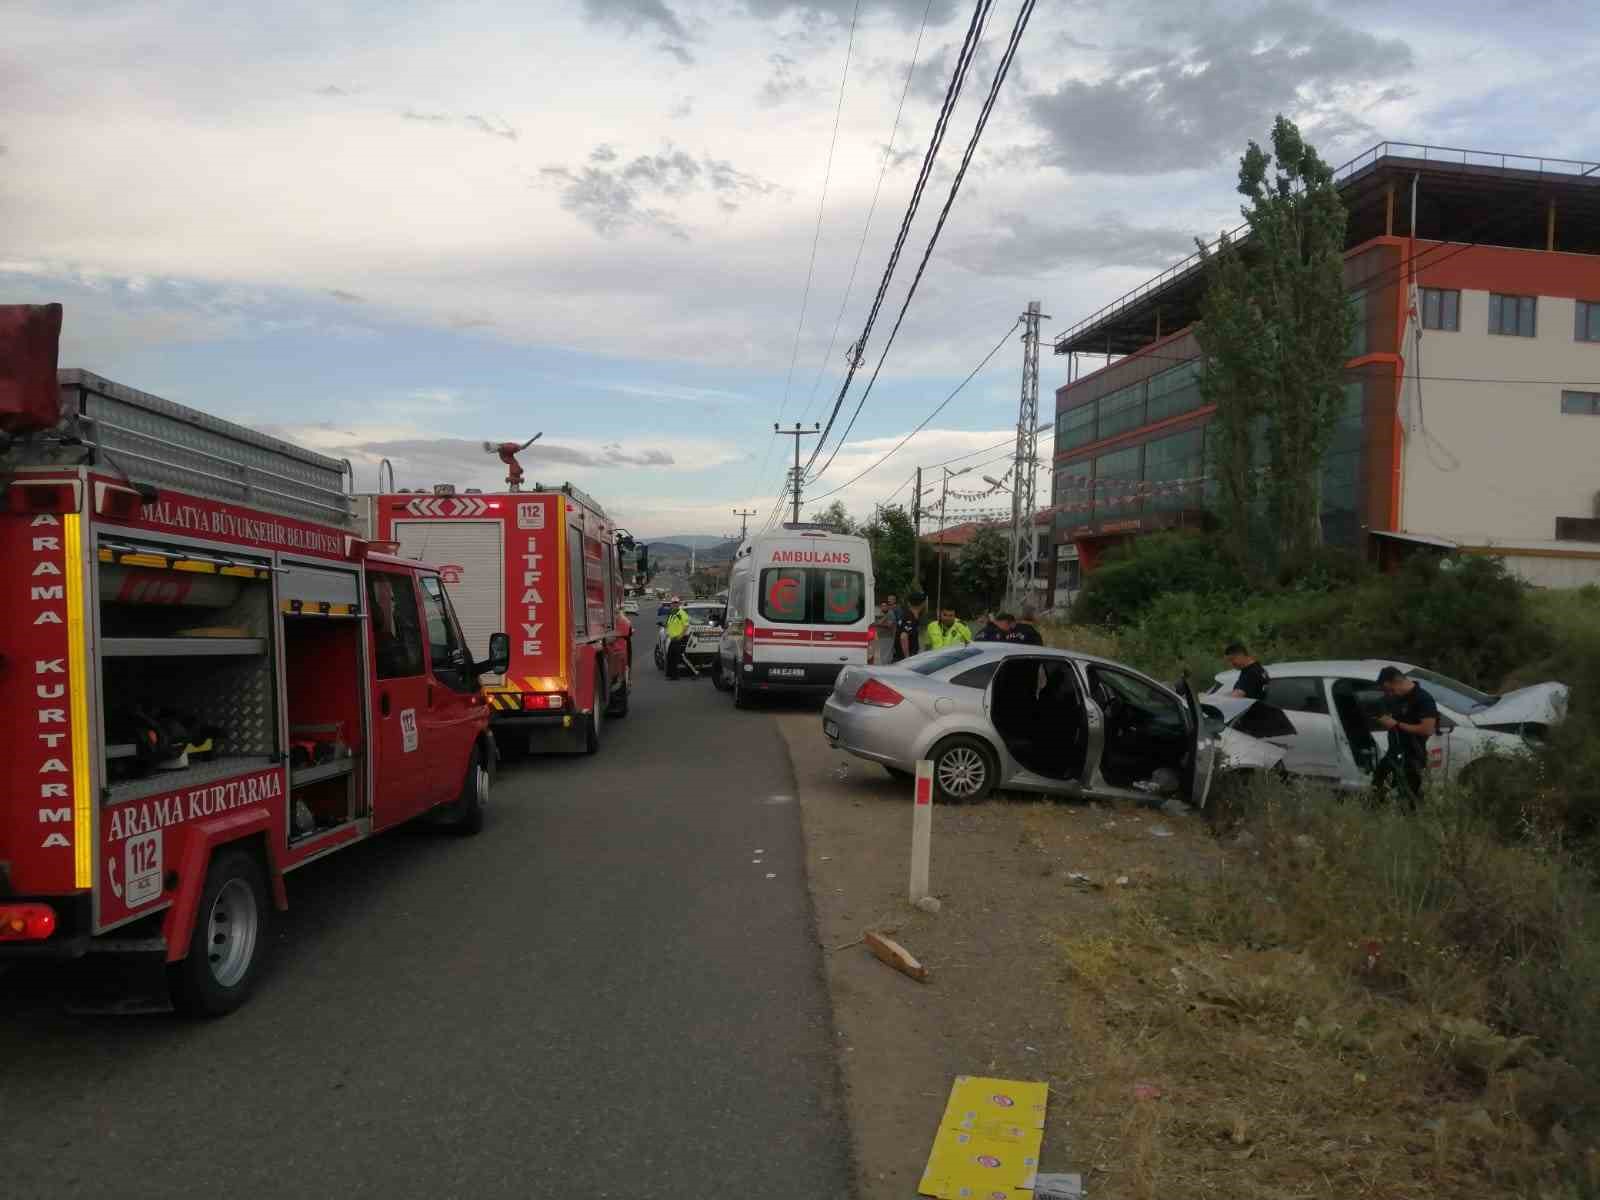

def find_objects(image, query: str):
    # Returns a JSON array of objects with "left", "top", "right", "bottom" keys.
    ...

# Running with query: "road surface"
[{"left": 0, "top": 650, "right": 852, "bottom": 1199}]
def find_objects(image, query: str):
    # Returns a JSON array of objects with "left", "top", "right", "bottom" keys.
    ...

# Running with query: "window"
[
  {"left": 909, "top": 647, "right": 984, "bottom": 676},
  {"left": 1421, "top": 287, "right": 1459, "bottom": 332},
  {"left": 368, "top": 572, "right": 425, "bottom": 679},
  {"left": 1092, "top": 445, "right": 1141, "bottom": 515},
  {"left": 1056, "top": 403, "right": 1095, "bottom": 451},
  {"left": 567, "top": 526, "right": 587, "bottom": 638},
  {"left": 1489, "top": 293, "right": 1536, "bottom": 337},
  {"left": 1261, "top": 676, "right": 1328, "bottom": 714},
  {"left": 419, "top": 574, "right": 473, "bottom": 691},
  {"left": 1562, "top": 390, "right": 1600, "bottom": 415},
  {"left": 1347, "top": 290, "right": 1368, "bottom": 357},
  {"left": 757, "top": 567, "right": 866, "bottom": 624},
  {"left": 1097, "top": 383, "right": 1146, "bottom": 440},
  {"left": 1143, "top": 428, "right": 1204, "bottom": 514},
  {"left": 950, "top": 659, "right": 1001, "bottom": 689},
  {"left": 1146, "top": 360, "right": 1202, "bottom": 423},
  {"left": 1577, "top": 301, "right": 1600, "bottom": 343}
]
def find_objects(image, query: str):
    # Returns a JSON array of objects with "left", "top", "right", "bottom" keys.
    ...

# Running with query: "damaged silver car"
[{"left": 823, "top": 643, "right": 1288, "bottom": 804}]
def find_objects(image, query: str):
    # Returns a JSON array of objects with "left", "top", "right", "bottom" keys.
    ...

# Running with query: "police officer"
[
  {"left": 926, "top": 605, "right": 973, "bottom": 649},
  {"left": 1224, "top": 642, "right": 1269, "bottom": 699},
  {"left": 1375, "top": 665, "right": 1439, "bottom": 808},
  {"left": 993, "top": 610, "right": 1043, "bottom": 646},
  {"left": 664, "top": 597, "right": 691, "bottom": 680},
  {"left": 894, "top": 592, "right": 927, "bottom": 662}
]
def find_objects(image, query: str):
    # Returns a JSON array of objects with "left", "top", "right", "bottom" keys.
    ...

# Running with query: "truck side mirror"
[{"left": 477, "top": 632, "right": 511, "bottom": 677}]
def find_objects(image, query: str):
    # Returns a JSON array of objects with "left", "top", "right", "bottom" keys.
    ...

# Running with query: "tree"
[
  {"left": 860, "top": 504, "right": 917, "bottom": 597},
  {"left": 954, "top": 525, "right": 1009, "bottom": 612},
  {"left": 807, "top": 499, "right": 857, "bottom": 535},
  {"left": 1196, "top": 115, "right": 1355, "bottom": 563}
]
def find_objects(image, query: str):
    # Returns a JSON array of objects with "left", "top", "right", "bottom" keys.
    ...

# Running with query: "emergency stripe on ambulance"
[{"left": 749, "top": 628, "right": 872, "bottom": 644}]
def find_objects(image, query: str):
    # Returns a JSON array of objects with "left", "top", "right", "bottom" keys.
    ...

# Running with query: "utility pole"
[
  {"left": 1007, "top": 300, "right": 1048, "bottom": 615},
  {"left": 732, "top": 508, "right": 757, "bottom": 541},
  {"left": 911, "top": 466, "right": 924, "bottom": 589},
  {"left": 774, "top": 422, "right": 820, "bottom": 526},
  {"left": 935, "top": 465, "right": 973, "bottom": 613}
]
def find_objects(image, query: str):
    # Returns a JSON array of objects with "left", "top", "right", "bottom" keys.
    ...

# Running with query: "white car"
[
  {"left": 654, "top": 602, "right": 726, "bottom": 673},
  {"left": 1210, "top": 660, "right": 1568, "bottom": 789},
  {"left": 622, "top": 598, "right": 640, "bottom": 615}
]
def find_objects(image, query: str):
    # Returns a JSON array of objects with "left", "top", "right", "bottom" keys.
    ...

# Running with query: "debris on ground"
[
  {"left": 913, "top": 896, "right": 942, "bottom": 914},
  {"left": 864, "top": 930, "right": 930, "bottom": 983},
  {"left": 918, "top": 1076, "right": 1047, "bottom": 1199},
  {"left": 1149, "top": 824, "right": 1174, "bottom": 838},
  {"left": 1034, "top": 1172, "right": 1085, "bottom": 1199}
]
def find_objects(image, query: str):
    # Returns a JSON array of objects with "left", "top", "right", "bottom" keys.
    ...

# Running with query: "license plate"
[
  {"left": 823, "top": 719, "right": 839, "bottom": 740},
  {"left": 770, "top": 667, "right": 805, "bottom": 678}
]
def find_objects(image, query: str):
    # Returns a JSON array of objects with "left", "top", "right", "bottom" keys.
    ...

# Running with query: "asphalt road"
[{"left": 0, "top": 650, "right": 852, "bottom": 1199}]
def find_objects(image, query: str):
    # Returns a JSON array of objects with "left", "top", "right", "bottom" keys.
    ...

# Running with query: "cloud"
[
  {"left": 1026, "top": 2, "right": 1414, "bottom": 174},
  {"left": 668, "top": 96, "right": 695, "bottom": 119},
  {"left": 739, "top": 0, "right": 959, "bottom": 26},
  {"left": 582, "top": 0, "right": 695, "bottom": 61},
  {"left": 326, "top": 288, "right": 365, "bottom": 303},
  {"left": 539, "top": 145, "right": 780, "bottom": 238},
  {"left": 759, "top": 53, "right": 813, "bottom": 107},
  {"left": 402, "top": 110, "right": 518, "bottom": 140},
  {"left": 949, "top": 213, "right": 1198, "bottom": 276}
]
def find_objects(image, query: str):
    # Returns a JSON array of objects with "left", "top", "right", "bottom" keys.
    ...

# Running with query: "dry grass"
[{"left": 1035, "top": 787, "right": 1600, "bottom": 1200}]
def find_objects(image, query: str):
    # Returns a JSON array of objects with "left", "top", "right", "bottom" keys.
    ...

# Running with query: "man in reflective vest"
[
  {"left": 664, "top": 598, "right": 691, "bottom": 680},
  {"left": 925, "top": 605, "right": 972, "bottom": 649}
]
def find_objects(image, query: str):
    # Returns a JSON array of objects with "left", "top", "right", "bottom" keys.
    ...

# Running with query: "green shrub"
[{"left": 1070, "top": 533, "right": 1242, "bottom": 628}]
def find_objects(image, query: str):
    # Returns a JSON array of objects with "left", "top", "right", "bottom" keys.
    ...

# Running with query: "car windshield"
[
  {"left": 907, "top": 647, "right": 985, "bottom": 676},
  {"left": 1405, "top": 667, "right": 1493, "bottom": 713},
  {"left": 687, "top": 606, "right": 721, "bottom": 624}
]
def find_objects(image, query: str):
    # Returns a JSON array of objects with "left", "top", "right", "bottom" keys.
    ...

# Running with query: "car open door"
[{"left": 1178, "top": 676, "right": 1219, "bottom": 808}]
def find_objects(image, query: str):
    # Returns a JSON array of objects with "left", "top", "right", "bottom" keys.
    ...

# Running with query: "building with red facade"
[{"left": 1046, "top": 142, "right": 1600, "bottom": 608}]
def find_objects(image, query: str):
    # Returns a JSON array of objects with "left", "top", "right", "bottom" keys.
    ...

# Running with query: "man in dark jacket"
[
  {"left": 1224, "top": 642, "right": 1269, "bottom": 699},
  {"left": 993, "top": 611, "right": 1043, "bottom": 645},
  {"left": 1374, "top": 665, "right": 1439, "bottom": 808}
]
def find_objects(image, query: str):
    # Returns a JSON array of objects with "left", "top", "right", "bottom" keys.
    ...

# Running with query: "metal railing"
[{"left": 1051, "top": 140, "right": 1600, "bottom": 353}]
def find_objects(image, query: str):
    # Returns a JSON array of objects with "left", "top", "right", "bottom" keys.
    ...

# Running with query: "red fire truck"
[
  {"left": 360, "top": 479, "right": 633, "bottom": 756},
  {"left": 0, "top": 319, "right": 508, "bottom": 1016}
]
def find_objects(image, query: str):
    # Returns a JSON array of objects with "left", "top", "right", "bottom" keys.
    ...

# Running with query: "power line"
[
  {"left": 800, "top": 0, "right": 936, "bottom": 425},
  {"left": 809, "top": 0, "right": 1037, "bottom": 482},
  {"left": 798, "top": 0, "right": 998, "bottom": 484},
  {"left": 806, "top": 319, "right": 1020, "bottom": 503}
]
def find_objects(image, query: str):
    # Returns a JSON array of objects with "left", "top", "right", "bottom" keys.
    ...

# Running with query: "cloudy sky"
[{"left": 3, "top": 1, "right": 1595, "bottom": 536}]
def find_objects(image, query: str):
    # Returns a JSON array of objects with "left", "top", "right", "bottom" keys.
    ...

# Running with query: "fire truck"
[
  {"left": 359, "top": 475, "right": 633, "bottom": 757},
  {"left": 0, "top": 308, "right": 507, "bottom": 1016}
]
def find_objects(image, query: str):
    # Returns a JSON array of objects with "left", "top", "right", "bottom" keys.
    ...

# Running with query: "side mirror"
[{"left": 476, "top": 632, "right": 511, "bottom": 677}]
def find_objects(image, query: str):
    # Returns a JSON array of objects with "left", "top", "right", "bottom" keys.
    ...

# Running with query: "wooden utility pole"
[{"left": 732, "top": 508, "right": 757, "bottom": 540}]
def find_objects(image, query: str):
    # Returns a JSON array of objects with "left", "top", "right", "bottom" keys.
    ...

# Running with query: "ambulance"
[{"left": 711, "top": 525, "right": 873, "bottom": 708}]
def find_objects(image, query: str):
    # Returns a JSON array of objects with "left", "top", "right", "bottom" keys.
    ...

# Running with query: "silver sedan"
[{"left": 822, "top": 643, "right": 1287, "bottom": 805}]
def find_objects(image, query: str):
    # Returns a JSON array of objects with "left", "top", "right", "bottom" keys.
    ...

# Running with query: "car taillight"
[
  {"left": 854, "top": 678, "right": 904, "bottom": 708},
  {"left": 522, "top": 693, "right": 565, "bottom": 710},
  {"left": 0, "top": 903, "right": 57, "bottom": 941},
  {"left": 742, "top": 619, "right": 754, "bottom": 665}
]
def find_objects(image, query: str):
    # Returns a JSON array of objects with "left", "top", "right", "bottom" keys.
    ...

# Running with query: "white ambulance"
[{"left": 711, "top": 525, "right": 873, "bottom": 708}]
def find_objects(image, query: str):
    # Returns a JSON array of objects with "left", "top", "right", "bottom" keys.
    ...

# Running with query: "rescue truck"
[
  {"left": 0, "top": 311, "right": 507, "bottom": 1016},
  {"left": 712, "top": 525, "right": 874, "bottom": 708},
  {"left": 359, "top": 474, "right": 632, "bottom": 757}
]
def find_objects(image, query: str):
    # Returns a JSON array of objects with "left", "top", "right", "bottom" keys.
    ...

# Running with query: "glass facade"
[
  {"left": 1054, "top": 359, "right": 1207, "bottom": 459},
  {"left": 1056, "top": 402, "right": 1096, "bottom": 451},
  {"left": 1348, "top": 290, "right": 1368, "bottom": 357},
  {"left": 1096, "top": 384, "right": 1146, "bottom": 440},
  {"left": 1145, "top": 360, "right": 1202, "bottom": 424},
  {"left": 1143, "top": 427, "right": 1205, "bottom": 514}
]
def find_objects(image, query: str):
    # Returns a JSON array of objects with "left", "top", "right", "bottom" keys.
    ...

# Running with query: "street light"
[{"left": 982, "top": 475, "right": 1010, "bottom": 491}]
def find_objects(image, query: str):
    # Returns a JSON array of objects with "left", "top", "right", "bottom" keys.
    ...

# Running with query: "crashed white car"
[
  {"left": 823, "top": 643, "right": 1288, "bottom": 804},
  {"left": 1211, "top": 660, "right": 1568, "bottom": 789},
  {"left": 654, "top": 602, "right": 726, "bottom": 673}
]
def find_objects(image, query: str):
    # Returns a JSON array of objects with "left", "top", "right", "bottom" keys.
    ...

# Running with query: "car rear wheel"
[
  {"left": 929, "top": 735, "right": 997, "bottom": 804},
  {"left": 732, "top": 667, "right": 755, "bottom": 710}
]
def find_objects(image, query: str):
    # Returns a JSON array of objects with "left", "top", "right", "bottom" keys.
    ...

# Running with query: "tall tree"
[
  {"left": 955, "top": 525, "right": 1010, "bottom": 611},
  {"left": 1196, "top": 115, "right": 1355, "bottom": 562},
  {"left": 861, "top": 504, "right": 917, "bottom": 596},
  {"left": 807, "top": 499, "right": 857, "bottom": 535}
]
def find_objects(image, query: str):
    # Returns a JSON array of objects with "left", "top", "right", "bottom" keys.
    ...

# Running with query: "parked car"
[
  {"left": 1209, "top": 660, "right": 1569, "bottom": 789},
  {"left": 823, "top": 644, "right": 1288, "bottom": 805},
  {"left": 654, "top": 601, "right": 726, "bottom": 672},
  {"left": 622, "top": 597, "right": 640, "bottom": 615}
]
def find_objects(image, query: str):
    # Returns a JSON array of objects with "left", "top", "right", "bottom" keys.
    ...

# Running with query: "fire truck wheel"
[
  {"left": 584, "top": 667, "right": 605, "bottom": 754},
  {"left": 606, "top": 670, "right": 630, "bottom": 718},
  {"left": 439, "top": 745, "right": 489, "bottom": 835},
  {"left": 168, "top": 847, "right": 270, "bottom": 1018}
]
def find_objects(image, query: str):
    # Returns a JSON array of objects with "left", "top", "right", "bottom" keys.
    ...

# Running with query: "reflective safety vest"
[
  {"left": 666, "top": 609, "right": 690, "bottom": 638},
  {"left": 926, "top": 620, "right": 972, "bottom": 649}
]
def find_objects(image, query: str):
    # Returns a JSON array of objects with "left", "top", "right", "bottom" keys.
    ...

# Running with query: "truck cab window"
[
  {"left": 419, "top": 575, "right": 473, "bottom": 691},
  {"left": 368, "top": 572, "right": 425, "bottom": 679}
]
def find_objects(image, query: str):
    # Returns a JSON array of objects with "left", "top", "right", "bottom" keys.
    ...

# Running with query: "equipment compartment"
[
  {"left": 95, "top": 539, "right": 278, "bottom": 803},
  {"left": 281, "top": 565, "right": 367, "bottom": 841}
]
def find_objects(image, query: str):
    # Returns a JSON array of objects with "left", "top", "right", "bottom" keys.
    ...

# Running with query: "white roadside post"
[{"left": 910, "top": 758, "right": 933, "bottom": 905}]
